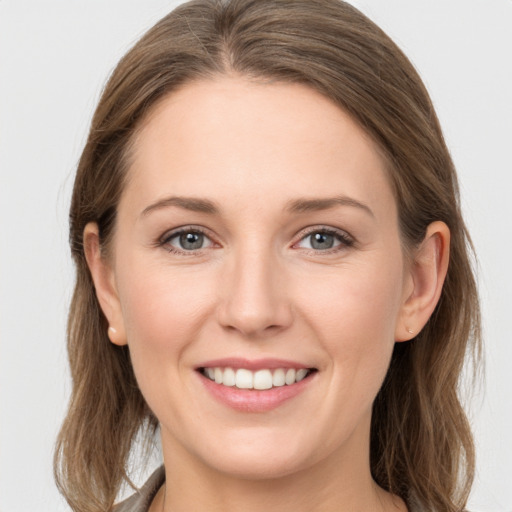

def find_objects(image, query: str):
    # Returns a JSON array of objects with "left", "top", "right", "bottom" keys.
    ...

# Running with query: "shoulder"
[
  {"left": 113, "top": 466, "right": 165, "bottom": 512},
  {"left": 407, "top": 495, "right": 477, "bottom": 512}
]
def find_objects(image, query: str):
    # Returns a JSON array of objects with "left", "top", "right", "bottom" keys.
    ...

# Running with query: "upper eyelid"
[
  {"left": 160, "top": 225, "right": 214, "bottom": 243},
  {"left": 293, "top": 225, "right": 353, "bottom": 241}
]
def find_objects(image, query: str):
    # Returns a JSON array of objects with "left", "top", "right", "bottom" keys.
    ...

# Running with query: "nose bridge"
[{"left": 217, "top": 239, "right": 292, "bottom": 337}]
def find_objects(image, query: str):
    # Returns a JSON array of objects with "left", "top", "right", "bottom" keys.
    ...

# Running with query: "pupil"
[
  {"left": 311, "top": 232, "right": 334, "bottom": 250},
  {"left": 180, "top": 232, "right": 203, "bottom": 250}
]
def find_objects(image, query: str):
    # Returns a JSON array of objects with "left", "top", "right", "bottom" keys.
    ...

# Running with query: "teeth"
[
  {"left": 296, "top": 368, "right": 308, "bottom": 382},
  {"left": 202, "top": 367, "right": 312, "bottom": 389},
  {"left": 272, "top": 368, "right": 286, "bottom": 387},
  {"left": 253, "top": 369, "right": 273, "bottom": 390},
  {"left": 285, "top": 368, "right": 296, "bottom": 385},
  {"left": 235, "top": 369, "right": 253, "bottom": 389},
  {"left": 223, "top": 367, "right": 236, "bottom": 387}
]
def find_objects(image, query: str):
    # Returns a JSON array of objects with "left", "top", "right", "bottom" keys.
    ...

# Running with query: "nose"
[{"left": 216, "top": 246, "right": 293, "bottom": 339}]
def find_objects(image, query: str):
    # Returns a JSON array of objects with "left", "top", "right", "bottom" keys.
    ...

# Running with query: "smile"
[{"left": 200, "top": 367, "right": 315, "bottom": 390}]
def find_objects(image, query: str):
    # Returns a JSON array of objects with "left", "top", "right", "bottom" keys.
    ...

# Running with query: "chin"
[
  {"left": 186, "top": 427, "right": 322, "bottom": 481},
  {"left": 204, "top": 450, "right": 311, "bottom": 481}
]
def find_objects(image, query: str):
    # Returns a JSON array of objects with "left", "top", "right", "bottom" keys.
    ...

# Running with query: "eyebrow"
[
  {"left": 141, "top": 196, "right": 219, "bottom": 217},
  {"left": 286, "top": 196, "right": 374, "bottom": 218},
  {"left": 140, "top": 194, "right": 374, "bottom": 218}
]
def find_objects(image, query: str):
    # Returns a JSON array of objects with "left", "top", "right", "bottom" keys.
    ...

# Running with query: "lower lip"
[{"left": 198, "top": 372, "right": 315, "bottom": 413}]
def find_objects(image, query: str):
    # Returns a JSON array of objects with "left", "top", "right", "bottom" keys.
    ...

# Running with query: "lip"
[
  {"left": 196, "top": 361, "right": 317, "bottom": 413},
  {"left": 196, "top": 357, "right": 311, "bottom": 371}
]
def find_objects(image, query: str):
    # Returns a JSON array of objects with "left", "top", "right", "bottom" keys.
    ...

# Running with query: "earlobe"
[
  {"left": 83, "top": 222, "right": 127, "bottom": 346},
  {"left": 395, "top": 221, "right": 450, "bottom": 342},
  {"left": 107, "top": 325, "right": 125, "bottom": 346}
]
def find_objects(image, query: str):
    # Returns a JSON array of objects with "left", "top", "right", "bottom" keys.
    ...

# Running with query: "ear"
[
  {"left": 395, "top": 221, "right": 450, "bottom": 342},
  {"left": 83, "top": 222, "right": 127, "bottom": 346}
]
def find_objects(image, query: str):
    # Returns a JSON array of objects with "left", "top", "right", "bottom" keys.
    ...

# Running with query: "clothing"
[{"left": 113, "top": 466, "right": 165, "bottom": 512}]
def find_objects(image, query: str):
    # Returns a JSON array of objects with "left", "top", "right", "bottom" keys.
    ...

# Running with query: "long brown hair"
[{"left": 55, "top": 1, "right": 481, "bottom": 510}]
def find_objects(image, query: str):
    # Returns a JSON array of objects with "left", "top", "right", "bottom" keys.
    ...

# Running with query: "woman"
[{"left": 54, "top": 0, "right": 481, "bottom": 511}]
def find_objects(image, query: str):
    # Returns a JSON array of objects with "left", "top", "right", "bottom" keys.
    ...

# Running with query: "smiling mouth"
[{"left": 199, "top": 367, "right": 317, "bottom": 390}]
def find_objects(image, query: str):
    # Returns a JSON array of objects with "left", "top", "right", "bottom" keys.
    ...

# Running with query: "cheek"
[
  {"left": 118, "top": 259, "right": 212, "bottom": 341},
  {"left": 299, "top": 257, "right": 403, "bottom": 336},
  {"left": 115, "top": 260, "right": 216, "bottom": 395},
  {"left": 295, "top": 256, "right": 404, "bottom": 393}
]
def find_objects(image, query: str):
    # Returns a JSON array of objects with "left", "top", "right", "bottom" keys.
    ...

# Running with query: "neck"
[{"left": 156, "top": 428, "right": 407, "bottom": 512}]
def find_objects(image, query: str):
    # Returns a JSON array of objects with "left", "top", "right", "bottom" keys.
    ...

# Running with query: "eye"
[
  {"left": 161, "top": 228, "right": 215, "bottom": 253},
  {"left": 295, "top": 228, "right": 353, "bottom": 252}
]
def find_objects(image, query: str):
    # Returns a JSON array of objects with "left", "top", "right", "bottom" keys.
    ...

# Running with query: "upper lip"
[{"left": 196, "top": 357, "right": 314, "bottom": 371}]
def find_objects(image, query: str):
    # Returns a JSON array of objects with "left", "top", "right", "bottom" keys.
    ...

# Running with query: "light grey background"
[{"left": 0, "top": 1, "right": 510, "bottom": 510}]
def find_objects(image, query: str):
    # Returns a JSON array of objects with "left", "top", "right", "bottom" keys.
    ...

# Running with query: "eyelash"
[
  {"left": 293, "top": 226, "right": 354, "bottom": 254},
  {"left": 158, "top": 226, "right": 214, "bottom": 255},
  {"left": 157, "top": 226, "right": 354, "bottom": 255}
]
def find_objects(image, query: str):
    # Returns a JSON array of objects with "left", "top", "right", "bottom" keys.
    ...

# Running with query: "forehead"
[{"left": 122, "top": 77, "right": 396, "bottom": 221}]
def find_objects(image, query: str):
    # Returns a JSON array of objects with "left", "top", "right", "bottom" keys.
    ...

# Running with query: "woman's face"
[{"left": 105, "top": 77, "right": 413, "bottom": 479}]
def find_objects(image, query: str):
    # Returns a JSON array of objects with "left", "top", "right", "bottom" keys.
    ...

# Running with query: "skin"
[{"left": 85, "top": 77, "right": 449, "bottom": 512}]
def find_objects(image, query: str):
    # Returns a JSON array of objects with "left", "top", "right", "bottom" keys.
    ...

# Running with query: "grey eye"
[
  {"left": 299, "top": 232, "right": 339, "bottom": 251},
  {"left": 162, "top": 227, "right": 216, "bottom": 254},
  {"left": 309, "top": 232, "right": 335, "bottom": 250},
  {"left": 178, "top": 232, "right": 205, "bottom": 250},
  {"left": 295, "top": 229, "right": 352, "bottom": 252}
]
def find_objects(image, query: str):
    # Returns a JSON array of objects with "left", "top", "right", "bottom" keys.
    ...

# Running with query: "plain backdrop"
[{"left": 1, "top": 1, "right": 511, "bottom": 511}]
